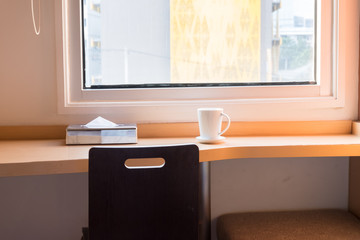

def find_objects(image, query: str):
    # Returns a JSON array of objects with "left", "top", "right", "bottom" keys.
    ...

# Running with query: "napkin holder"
[{"left": 66, "top": 124, "right": 137, "bottom": 145}]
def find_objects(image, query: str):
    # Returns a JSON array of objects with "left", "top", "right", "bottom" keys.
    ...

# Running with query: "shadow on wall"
[{"left": 0, "top": 173, "right": 88, "bottom": 240}]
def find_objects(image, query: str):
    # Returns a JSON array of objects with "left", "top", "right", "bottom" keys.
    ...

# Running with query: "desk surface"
[{"left": 1, "top": 135, "right": 360, "bottom": 177}]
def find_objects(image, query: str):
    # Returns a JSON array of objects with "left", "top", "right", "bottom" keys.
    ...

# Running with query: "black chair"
[{"left": 85, "top": 144, "right": 208, "bottom": 240}]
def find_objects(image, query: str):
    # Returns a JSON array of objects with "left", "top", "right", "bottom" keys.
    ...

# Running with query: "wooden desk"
[{"left": 1, "top": 135, "right": 360, "bottom": 177}]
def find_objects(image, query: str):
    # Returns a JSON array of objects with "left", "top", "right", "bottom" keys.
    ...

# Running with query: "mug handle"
[{"left": 219, "top": 112, "right": 231, "bottom": 136}]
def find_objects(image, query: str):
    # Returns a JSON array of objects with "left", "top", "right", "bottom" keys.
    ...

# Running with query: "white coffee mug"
[{"left": 197, "top": 108, "right": 231, "bottom": 140}]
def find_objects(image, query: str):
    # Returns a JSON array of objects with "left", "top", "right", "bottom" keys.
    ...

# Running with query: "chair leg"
[
  {"left": 81, "top": 227, "right": 89, "bottom": 240},
  {"left": 200, "top": 162, "right": 211, "bottom": 240}
]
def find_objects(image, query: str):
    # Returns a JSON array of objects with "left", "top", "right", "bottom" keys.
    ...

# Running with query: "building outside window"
[{"left": 82, "top": 0, "right": 316, "bottom": 88}]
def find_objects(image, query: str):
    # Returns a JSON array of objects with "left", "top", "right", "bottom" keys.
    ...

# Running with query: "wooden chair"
[{"left": 86, "top": 144, "right": 208, "bottom": 240}]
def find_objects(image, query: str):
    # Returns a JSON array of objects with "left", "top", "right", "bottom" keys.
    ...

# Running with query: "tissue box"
[{"left": 66, "top": 124, "right": 137, "bottom": 145}]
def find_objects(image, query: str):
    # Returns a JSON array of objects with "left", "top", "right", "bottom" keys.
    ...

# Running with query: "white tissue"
[{"left": 84, "top": 116, "right": 118, "bottom": 128}]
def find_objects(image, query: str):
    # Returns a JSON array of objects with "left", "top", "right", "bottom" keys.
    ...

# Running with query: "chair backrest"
[{"left": 89, "top": 144, "right": 199, "bottom": 240}]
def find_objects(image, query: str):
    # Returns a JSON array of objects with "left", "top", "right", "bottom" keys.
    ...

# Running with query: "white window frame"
[{"left": 55, "top": 0, "right": 357, "bottom": 123}]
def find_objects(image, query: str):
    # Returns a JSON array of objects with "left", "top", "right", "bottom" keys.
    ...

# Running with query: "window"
[
  {"left": 82, "top": 0, "right": 316, "bottom": 88},
  {"left": 55, "top": 0, "right": 358, "bottom": 122}
]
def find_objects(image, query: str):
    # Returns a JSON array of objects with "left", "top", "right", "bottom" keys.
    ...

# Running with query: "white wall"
[
  {"left": 211, "top": 157, "right": 349, "bottom": 239},
  {"left": 0, "top": 157, "right": 349, "bottom": 240},
  {"left": 0, "top": 173, "right": 88, "bottom": 240},
  {"left": 0, "top": 1, "right": 352, "bottom": 240},
  {"left": 0, "top": 0, "right": 96, "bottom": 125}
]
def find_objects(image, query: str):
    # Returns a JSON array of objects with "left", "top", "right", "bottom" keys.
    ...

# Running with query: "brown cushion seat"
[{"left": 217, "top": 209, "right": 360, "bottom": 240}]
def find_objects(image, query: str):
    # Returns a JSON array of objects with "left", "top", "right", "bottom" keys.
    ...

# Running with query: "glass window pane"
[
  {"left": 82, "top": 0, "right": 316, "bottom": 87},
  {"left": 273, "top": 0, "right": 315, "bottom": 82}
]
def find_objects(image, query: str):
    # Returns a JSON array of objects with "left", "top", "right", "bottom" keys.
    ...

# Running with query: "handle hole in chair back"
[
  {"left": 89, "top": 144, "right": 200, "bottom": 240},
  {"left": 124, "top": 157, "right": 166, "bottom": 169}
]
